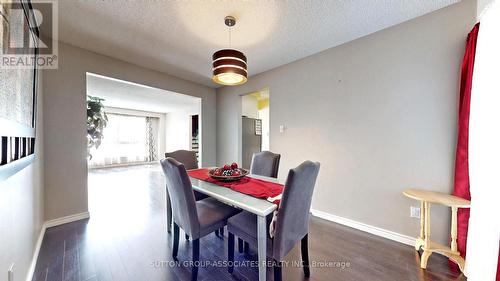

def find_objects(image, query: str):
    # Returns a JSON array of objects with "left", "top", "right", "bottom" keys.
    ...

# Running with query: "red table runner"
[{"left": 187, "top": 168, "right": 283, "bottom": 204}]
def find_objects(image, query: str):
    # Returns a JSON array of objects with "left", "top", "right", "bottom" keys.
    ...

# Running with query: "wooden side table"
[{"left": 403, "top": 188, "right": 471, "bottom": 273}]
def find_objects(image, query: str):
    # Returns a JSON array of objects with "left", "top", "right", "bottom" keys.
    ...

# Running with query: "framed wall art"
[{"left": 0, "top": 0, "right": 39, "bottom": 181}]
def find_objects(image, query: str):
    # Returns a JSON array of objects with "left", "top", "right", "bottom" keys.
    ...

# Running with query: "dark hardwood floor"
[{"left": 32, "top": 164, "right": 466, "bottom": 281}]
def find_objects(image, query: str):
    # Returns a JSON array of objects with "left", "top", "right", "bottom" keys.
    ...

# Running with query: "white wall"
[
  {"left": 466, "top": 1, "right": 500, "bottom": 278},
  {"left": 164, "top": 99, "right": 200, "bottom": 155},
  {"left": 0, "top": 71, "right": 44, "bottom": 281},
  {"left": 477, "top": 0, "right": 494, "bottom": 18},
  {"left": 217, "top": 0, "right": 476, "bottom": 244},
  {"left": 165, "top": 111, "right": 193, "bottom": 153},
  {"left": 242, "top": 95, "right": 259, "bottom": 118},
  {"left": 43, "top": 42, "right": 216, "bottom": 220}
]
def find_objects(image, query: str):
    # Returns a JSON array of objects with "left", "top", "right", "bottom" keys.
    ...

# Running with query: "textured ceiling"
[
  {"left": 48, "top": 0, "right": 459, "bottom": 88},
  {"left": 87, "top": 73, "right": 200, "bottom": 113}
]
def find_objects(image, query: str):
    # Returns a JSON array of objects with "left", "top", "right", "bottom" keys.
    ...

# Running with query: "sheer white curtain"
[
  {"left": 89, "top": 114, "right": 149, "bottom": 167},
  {"left": 466, "top": 1, "right": 500, "bottom": 280}
]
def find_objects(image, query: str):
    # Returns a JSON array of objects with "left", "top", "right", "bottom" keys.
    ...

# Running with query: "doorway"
[
  {"left": 85, "top": 72, "right": 202, "bottom": 219},
  {"left": 240, "top": 88, "right": 270, "bottom": 169},
  {"left": 86, "top": 72, "right": 202, "bottom": 167}
]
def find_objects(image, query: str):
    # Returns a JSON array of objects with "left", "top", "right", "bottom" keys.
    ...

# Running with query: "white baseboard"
[
  {"left": 310, "top": 209, "right": 415, "bottom": 246},
  {"left": 88, "top": 161, "right": 158, "bottom": 170},
  {"left": 44, "top": 211, "right": 90, "bottom": 228},
  {"left": 25, "top": 223, "right": 46, "bottom": 281},
  {"left": 25, "top": 211, "right": 90, "bottom": 281}
]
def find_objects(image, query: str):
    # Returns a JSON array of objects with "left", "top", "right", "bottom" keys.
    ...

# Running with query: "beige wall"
[
  {"left": 43, "top": 42, "right": 217, "bottom": 220},
  {"left": 0, "top": 72, "right": 44, "bottom": 281},
  {"left": 216, "top": 0, "right": 476, "bottom": 244}
]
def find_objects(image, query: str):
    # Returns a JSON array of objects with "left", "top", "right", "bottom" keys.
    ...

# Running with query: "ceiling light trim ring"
[
  {"left": 213, "top": 59, "right": 247, "bottom": 69},
  {"left": 212, "top": 74, "right": 247, "bottom": 86},
  {"left": 212, "top": 65, "right": 248, "bottom": 72},
  {"left": 212, "top": 56, "right": 247, "bottom": 64},
  {"left": 213, "top": 67, "right": 247, "bottom": 76}
]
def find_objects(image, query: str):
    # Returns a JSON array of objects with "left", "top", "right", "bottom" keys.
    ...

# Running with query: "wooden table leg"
[
  {"left": 451, "top": 206, "right": 458, "bottom": 252},
  {"left": 449, "top": 206, "right": 466, "bottom": 271},
  {"left": 415, "top": 201, "right": 426, "bottom": 251},
  {"left": 420, "top": 202, "right": 432, "bottom": 269},
  {"left": 420, "top": 201, "right": 425, "bottom": 239},
  {"left": 403, "top": 189, "right": 470, "bottom": 274}
]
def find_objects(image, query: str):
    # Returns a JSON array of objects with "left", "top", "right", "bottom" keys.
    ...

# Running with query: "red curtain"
[
  {"left": 453, "top": 23, "right": 479, "bottom": 258},
  {"left": 454, "top": 23, "right": 500, "bottom": 280}
]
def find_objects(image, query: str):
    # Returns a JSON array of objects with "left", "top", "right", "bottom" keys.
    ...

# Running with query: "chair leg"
[
  {"left": 238, "top": 238, "right": 244, "bottom": 253},
  {"left": 219, "top": 227, "right": 224, "bottom": 237},
  {"left": 301, "top": 234, "right": 310, "bottom": 277},
  {"left": 244, "top": 242, "right": 249, "bottom": 255},
  {"left": 273, "top": 260, "right": 282, "bottom": 281},
  {"left": 228, "top": 232, "right": 235, "bottom": 273},
  {"left": 172, "top": 223, "right": 179, "bottom": 259},
  {"left": 192, "top": 239, "right": 200, "bottom": 281},
  {"left": 215, "top": 229, "right": 220, "bottom": 237},
  {"left": 166, "top": 190, "right": 172, "bottom": 233}
]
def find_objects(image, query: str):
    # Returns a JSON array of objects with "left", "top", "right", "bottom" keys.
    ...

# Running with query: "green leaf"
[{"left": 86, "top": 95, "right": 108, "bottom": 151}]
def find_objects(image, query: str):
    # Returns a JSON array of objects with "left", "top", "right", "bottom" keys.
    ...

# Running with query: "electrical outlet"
[
  {"left": 8, "top": 263, "right": 14, "bottom": 281},
  {"left": 410, "top": 206, "right": 421, "bottom": 219}
]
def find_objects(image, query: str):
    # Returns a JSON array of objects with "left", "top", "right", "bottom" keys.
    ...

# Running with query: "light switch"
[{"left": 279, "top": 125, "right": 286, "bottom": 133}]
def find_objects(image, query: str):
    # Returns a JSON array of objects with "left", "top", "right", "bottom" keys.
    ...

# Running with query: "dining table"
[{"left": 189, "top": 172, "right": 283, "bottom": 281}]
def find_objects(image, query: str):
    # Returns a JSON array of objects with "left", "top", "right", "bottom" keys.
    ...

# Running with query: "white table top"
[{"left": 190, "top": 174, "right": 282, "bottom": 217}]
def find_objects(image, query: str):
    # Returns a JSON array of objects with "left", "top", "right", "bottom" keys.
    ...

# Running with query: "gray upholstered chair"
[
  {"left": 250, "top": 151, "right": 281, "bottom": 178},
  {"left": 160, "top": 158, "right": 240, "bottom": 281},
  {"left": 227, "top": 161, "right": 320, "bottom": 281},
  {"left": 238, "top": 150, "right": 281, "bottom": 252},
  {"left": 165, "top": 150, "right": 208, "bottom": 234},
  {"left": 165, "top": 150, "right": 198, "bottom": 169}
]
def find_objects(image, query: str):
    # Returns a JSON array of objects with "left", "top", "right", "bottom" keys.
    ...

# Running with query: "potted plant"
[{"left": 87, "top": 95, "right": 108, "bottom": 159}]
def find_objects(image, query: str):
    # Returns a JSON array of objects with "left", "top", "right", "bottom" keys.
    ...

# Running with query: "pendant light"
[{"left": 212, "top": 16, "right": 248, "bottom": 86}]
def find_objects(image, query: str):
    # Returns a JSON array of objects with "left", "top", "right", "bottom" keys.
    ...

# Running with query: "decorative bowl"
[{"left": 208, "top": 168, "right": 249, "bottom": 182}]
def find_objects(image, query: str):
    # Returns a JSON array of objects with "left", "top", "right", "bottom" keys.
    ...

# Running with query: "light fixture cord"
[{"left": 228, "top": 25, "right": 232, "bottom": 48}]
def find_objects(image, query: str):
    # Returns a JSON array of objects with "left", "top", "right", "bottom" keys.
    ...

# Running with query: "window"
[{"left": 89, "top": 113, "right": 157, "bottom": 167}]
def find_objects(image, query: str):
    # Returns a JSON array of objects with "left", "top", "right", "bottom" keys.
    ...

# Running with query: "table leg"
[
  {"left": 420, "top": 201, "right": 425, "bottom": 239},
  {"left": 451, "top": 207, "right": 458, "bottom": 252},
  {"left": 415, "top": 201, "right": 426, "bottom": 251},
  {"left": 421, "top": 202, "right": 432, "bottom": 269},
  {"left": 257, "top": 215, "right": 267, "bottom": 281}
]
